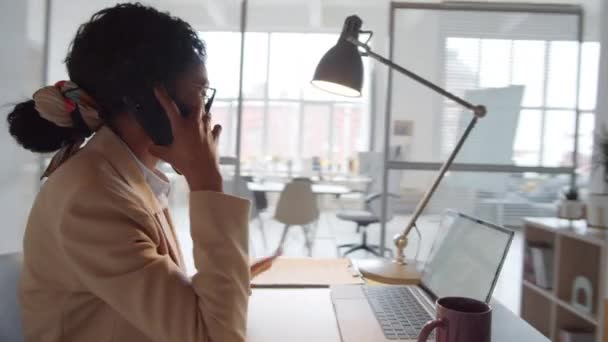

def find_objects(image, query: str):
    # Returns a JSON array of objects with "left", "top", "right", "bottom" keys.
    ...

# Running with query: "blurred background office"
[{"left": 1, "top": 0, "right": 606, "bottom": 321}]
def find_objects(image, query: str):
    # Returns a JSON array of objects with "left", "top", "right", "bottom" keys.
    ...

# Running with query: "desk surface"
[
  {"left": 248, "top": 182, "right": 351, "bottom": 195},
  {"left": 247, "top": 288, "right": 549, "bottom": 342}
]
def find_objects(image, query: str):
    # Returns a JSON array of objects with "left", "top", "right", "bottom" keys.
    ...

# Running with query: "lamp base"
[{"left": 354, "top": 258, "right": 421, "bottom": 285}]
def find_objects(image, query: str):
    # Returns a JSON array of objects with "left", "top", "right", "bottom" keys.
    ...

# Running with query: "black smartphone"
[
  {"left": 123, "top": 85, "right": 188, "bottom": 146},
  {"left": 124, "top": 85, "right": 215, "bottom": 146},
  {"left": 204, "top": 88, "right": 215, "bottom": 114}
]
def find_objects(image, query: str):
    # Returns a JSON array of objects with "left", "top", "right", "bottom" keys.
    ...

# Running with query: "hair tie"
[
  {"left": 33, "top": 81, "right": 104, "bottom": 179},
  {"left": 33, "top": 81, "right": 103, "bottom": 132}
]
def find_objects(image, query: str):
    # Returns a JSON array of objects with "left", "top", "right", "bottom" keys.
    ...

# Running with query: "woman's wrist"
[{"left": 185, "top": 168, "right": 223, "bottom": 192}]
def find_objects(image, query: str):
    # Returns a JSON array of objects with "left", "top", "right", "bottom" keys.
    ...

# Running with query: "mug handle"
[{"left": 418, "top": 318, "right": 446, "bottom": 342}]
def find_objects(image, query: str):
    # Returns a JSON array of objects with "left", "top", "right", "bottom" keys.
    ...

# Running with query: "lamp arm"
[
  {"left": 346, "top": 36, "right": 488, "bottom": 265},
  {"left": 346, "top": 37, "right": 486, "bottom": 117},
  {"left": 394, "top": 116, "right": 479, "bottom": 262}
]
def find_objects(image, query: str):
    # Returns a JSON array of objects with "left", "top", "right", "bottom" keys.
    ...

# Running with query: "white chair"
[
  {"left": 274, "top": 179, "right": 320, "bottom": 256},
  {"left": 223, "top": 177, "right": 268, "bottom": 256},
  {"left": 0, "top": 252, "right": 23, "bottom": 342}
]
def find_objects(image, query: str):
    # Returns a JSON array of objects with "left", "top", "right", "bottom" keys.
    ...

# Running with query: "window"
[
  {"left": 198, "top": 32, "right": 242, "bottom": 157},
  {"left": 443, "top": 38, "right": 600, "bottom": 172},
  {"left": 201, "top": 32, "right": 242, "bottom": 99},
  {"left": 241, "top": 101, "right": 265, "bottom": 162},
  {"left": 513, "top": 110, "right": 542, "bottom": 166},
  {"left": 266, "top": 102, "right": 299, "bottom": 159},
  {"left": 301, "top": 104, "right": 331, "bottom": 159},
  {"left": 200, "top": 31, "right": 370, "bottom": 174}
]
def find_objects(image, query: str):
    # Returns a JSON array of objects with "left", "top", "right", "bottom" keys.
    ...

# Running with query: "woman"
[{"left": 7, "top": 4, "right": 273, "bottom": 342}]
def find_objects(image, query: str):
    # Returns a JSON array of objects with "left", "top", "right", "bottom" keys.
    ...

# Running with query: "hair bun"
[{"left": 7, "top": 100, "right": 79, "bottom": 153}]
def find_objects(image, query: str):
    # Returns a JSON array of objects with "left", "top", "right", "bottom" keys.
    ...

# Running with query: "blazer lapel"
[
  {"left": 85, "top": 126, "right": 184, "bottom": 268},
  {"left": 151, "top": 210, "right": 184, "bottom": 270},
  {"left": 161, "top": 209, "right": 185, "bottom": 269}
]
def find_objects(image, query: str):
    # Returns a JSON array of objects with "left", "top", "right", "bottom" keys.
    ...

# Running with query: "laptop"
[{"left": 330, "top": 210, "right": 514, "bottom": 342}]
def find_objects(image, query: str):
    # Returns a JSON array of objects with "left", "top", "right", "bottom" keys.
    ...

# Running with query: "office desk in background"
[
  {"left": 247, "top": 288, "right": 550, "bottom": 342},
  {"left": 247, "top": 182, "right": 351, "bottom": 196}
]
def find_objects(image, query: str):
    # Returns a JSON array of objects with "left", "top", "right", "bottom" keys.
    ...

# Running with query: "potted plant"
[
  {"left": 557, "top": 187, "right": 585, "bottom": 220},
  {"left": 588, "top": 127, "right": 608, "bottom": 228}
]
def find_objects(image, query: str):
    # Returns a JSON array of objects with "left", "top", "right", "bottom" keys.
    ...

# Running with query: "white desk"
[
  {"left": 247, "top": 288, "right": 550, "bottom": 342},
  {"left": 248, "top": 182, "right": 351, "bottom": 196},
  {"left": 247, "top": 289, "right": 340, "bottom": 342}
]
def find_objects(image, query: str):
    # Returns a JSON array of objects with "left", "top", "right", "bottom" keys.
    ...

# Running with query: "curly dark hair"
[{"left": 6, "top": 3, "right": 206, "bottom": 153}]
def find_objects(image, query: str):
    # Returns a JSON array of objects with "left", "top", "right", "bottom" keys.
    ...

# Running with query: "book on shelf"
[
  {"left": 559, "top": 330, "right": 595, "bottom": 342},
  {"left": 523, "top": 245, "right": 535, "bottom": 283},
  {"left": 524, "top": 243, "right": 554, "bottom": 289}
]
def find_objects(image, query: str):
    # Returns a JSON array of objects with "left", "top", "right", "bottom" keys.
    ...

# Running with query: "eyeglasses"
[
  {"left": 171, "top": 86, "right": 217, "bottom": 176},
  {"left": 204, "top": 87, "right": 216, "bottom": 113}
]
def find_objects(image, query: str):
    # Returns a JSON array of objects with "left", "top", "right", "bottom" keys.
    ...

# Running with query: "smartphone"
[
  {"left": 123, "top": 85, "right": 188, "bottom": 146},
  {"left": 124, "top": 85, "right": 214, "bottom": 147}
]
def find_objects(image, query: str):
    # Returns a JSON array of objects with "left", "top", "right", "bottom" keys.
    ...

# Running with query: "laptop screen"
[{"left": 421, "top": 210, "right": 514, "bottom": 303}]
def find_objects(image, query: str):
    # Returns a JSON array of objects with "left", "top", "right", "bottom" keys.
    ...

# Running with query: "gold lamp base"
[{"left": 355, "top": 258, "right": 421, "bottom": 285}]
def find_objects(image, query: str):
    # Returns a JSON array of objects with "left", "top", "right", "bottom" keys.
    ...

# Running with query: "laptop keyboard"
[{"left": 363, "top": 286, "right": 434, "bottom": 340}]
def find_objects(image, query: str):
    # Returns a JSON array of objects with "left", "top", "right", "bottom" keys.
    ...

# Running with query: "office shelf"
[
  {"left": 555, "top": 297, "right": 598, "bottom": 326},
  {"left": 522, "top": 283, "right": 553, "bottom": 338},
  {"left": 521, "top": 218, "right": 607, "bottom": 342},
  {"left": 523, "top": 279, "right": 554, "bottom": 300}
]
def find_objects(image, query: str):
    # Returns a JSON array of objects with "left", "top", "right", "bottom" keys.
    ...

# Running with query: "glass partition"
[
  {"left": 0, "top": 0, "right": 46, "bottom": 253},
  {"left": 389, "top": 5, "right": 592, "bottom": 170},
  {"left": 377, "top": 4, "right": 588, "bottom": 252}
]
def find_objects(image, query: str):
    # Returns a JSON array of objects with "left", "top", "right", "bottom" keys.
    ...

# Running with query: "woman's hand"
[
  {"left": 250, "top": 256, "right": 279, "bottom": 279},
  {"left": 149, "top": 86, "right": 223, "bottom": 192},
  {"left": 250, "top": 249, "right": 282, "bottom": 279}
]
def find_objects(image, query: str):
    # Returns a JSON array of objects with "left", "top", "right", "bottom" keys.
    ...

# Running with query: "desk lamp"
[{"left": 312, "top": 15, "right": 486, "bottom": 284}]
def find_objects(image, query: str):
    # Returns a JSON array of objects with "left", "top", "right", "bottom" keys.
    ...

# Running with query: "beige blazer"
[{"left": 19, "top": 127, "right": 251, "bottom": 342}]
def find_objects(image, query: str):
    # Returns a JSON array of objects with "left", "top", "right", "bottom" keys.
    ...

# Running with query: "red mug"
[{"left": 418, "top": 297, "right": 492, "bottom": 342}]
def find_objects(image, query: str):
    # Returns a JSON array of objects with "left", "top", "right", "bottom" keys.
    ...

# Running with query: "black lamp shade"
[{"left": 311, "top": 40, "right": 363, "bottom": 97}]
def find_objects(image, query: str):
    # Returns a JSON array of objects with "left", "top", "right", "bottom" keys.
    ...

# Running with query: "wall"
[
  {"left": 389, "top": 10, "right": 442, "bottom": 162},
  {"left": 597, "top": 1, "right": 608, "bottom": 339},
  {"left": 0, "top": 0, "right": 44, "bottom": 253},
  {"left": 595, "top": 0, "right": 608, "bottom": 133}
]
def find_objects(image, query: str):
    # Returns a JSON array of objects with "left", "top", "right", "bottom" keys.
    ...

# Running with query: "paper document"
[{"left": 251, "top": 257, "right": 364, "bottom": 288}]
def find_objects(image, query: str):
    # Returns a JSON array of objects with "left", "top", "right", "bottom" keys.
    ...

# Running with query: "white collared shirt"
[{"left": 123, "top": 144, "right": 171, "bottom": 209}]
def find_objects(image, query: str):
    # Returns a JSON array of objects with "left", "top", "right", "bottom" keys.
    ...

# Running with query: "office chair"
[
  {"left": 336, "top": 193, "right": 398, "bottom": 257},
  {"left": 274, "top": 180, "right": 319, "bottom": 256},
  {"left": 0, "top": 252, "right": 23, "bottom": 342}
]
